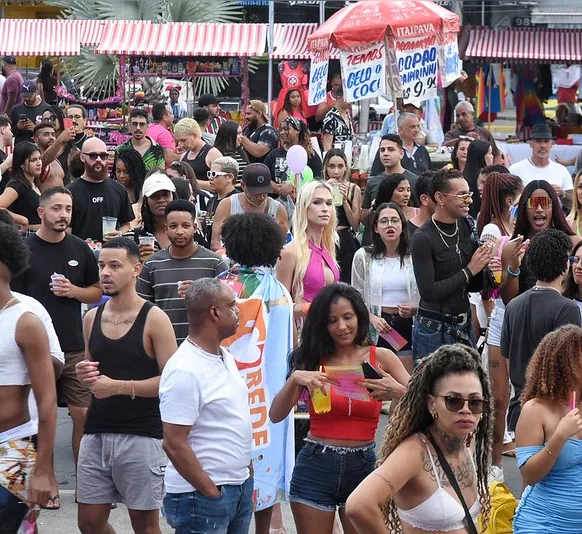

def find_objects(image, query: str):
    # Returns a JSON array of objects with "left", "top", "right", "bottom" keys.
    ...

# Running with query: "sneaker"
[{"left": 488, "top": 464, "right": 504, "bottom": 484}]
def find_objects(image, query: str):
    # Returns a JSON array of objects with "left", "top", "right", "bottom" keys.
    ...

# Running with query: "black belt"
[{"left": 418, "top": 307, "right": 470, "bottom": 327}]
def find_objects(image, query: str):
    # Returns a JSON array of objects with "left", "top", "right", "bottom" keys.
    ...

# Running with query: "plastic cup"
[
  {"left": 50, "top": 273, "right": 65, "bottom": 290},
  {"left": 330, "top": 183, "right": 343, "bottom": 207},
  {"left": 102, "top": 217, "right": 118, "bottom": 239},
  {"left": 311, "top": 386, "right": 331, "bottom": 414},
  {"left": 139, "top": 235, "right": 155, "bottom": 259}
]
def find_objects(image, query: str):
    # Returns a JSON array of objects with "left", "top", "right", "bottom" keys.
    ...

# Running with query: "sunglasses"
[
  {"left": 525, "top": 196, "right": 552, "bottom": 209},
  {"left": 569, "top": 256, "right": 582, "bottom": 265},
  {"left": 435, "top": 395, "right": 487, "bottom": 414},
  {"left": 443, "top": 191, "right": 474, "bottom": 201},
  {"left": 83, "top": 152, "right": 108, "bottom": 161},
  {"left": 207, "top": 170, "right": 229, "bottom": 180}
]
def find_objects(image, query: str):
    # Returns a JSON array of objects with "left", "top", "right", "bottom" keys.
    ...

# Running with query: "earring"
[{"left": 431, "top": 411, "right": 438, "bottom": 419}]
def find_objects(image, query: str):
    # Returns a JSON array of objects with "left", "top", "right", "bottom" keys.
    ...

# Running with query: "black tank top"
[
  {"left": 84, "top": 301, "right": 162, "bottom": 438},
  {"left": 181, "top": 143, "right": 212, "bottom": 180}
]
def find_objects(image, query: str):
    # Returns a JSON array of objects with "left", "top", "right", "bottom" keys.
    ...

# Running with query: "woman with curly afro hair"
[
  {"left": 346, "top": 344, "right": 493, "bottom": 534},
  {"left": 513, "top": 325, "right": 582, "bottom": 533}
]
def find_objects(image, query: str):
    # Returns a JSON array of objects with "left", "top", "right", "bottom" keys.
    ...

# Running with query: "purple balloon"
[{"left": 286, "top": 144, "right": 308, "bottom": 174}]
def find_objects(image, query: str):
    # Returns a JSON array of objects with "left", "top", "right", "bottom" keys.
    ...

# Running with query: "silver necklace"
[
  {"left": 432, "top": 217, "right": 461, "bottom": 256},
  {"left": 187, "top": 336, "right": 223, "bottom": 359}
]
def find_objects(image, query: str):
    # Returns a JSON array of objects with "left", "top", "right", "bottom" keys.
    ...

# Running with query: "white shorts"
[{"left": 487, "top": 300, "right": 505, "bottom": 347}]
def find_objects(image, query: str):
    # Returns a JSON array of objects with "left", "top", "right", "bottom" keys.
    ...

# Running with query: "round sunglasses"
[{"left": 435, "top": 395, "right": 487, "bottom": 414}]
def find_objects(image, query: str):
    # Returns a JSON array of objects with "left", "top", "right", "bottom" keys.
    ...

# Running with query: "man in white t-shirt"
[
  {"left": 509, "top": 123, "right": 574, "bottom": 211},
  {"left": 159, "top": 278, "right": 253, "bottom": 533}
]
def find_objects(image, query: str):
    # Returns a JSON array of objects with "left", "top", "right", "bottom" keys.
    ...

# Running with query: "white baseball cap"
[{"left": 142, "top": 173, "right": 176, "bottom": 197}]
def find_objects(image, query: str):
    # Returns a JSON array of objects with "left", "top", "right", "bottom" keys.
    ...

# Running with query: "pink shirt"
[{"left": 146, "top": 123, "right": 175, "bottom": 150}]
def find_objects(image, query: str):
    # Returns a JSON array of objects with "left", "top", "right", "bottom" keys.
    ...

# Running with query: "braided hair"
[
  {"left": 113, "top": 148, "right": 146, "bottom": 200},
  {"left": 378, "top": 344, "right": 493, "bottom": 532}
]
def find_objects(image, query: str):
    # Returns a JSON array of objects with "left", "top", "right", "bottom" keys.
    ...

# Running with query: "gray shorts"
[{"left": 77, "top": 433, "right": 167, "bottom": 510}]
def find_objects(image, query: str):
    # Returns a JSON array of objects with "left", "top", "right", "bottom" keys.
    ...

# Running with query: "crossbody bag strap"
[{"left": 427, "top": 432, "right": 479, "bottom": 534}]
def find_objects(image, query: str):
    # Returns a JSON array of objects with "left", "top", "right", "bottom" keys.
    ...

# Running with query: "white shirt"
[
  {"left": 509, "top": 158, "right": 574, "bottom": 192},
  {"left": 159, "top": 340, "right": 252, "bottom": 493},
  {"left": 12, "top": 292, "right": 64, "bottom": 431}
]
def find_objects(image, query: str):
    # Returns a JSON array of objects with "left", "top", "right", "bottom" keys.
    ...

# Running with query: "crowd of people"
[{"left": 2, "top": 59, "right": 582, "bottom": 534}]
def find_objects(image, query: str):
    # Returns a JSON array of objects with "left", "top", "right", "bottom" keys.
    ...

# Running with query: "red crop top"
[{"left": 308, "top": 346, "right": 382, "bottom": 442}]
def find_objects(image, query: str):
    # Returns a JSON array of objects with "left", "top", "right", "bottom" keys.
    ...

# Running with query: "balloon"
[
  {"left": 288, "top": 166, "right": 313, "bottom": 187},
  {"left": 286, "top": 145, "right": 308, "bottom": 174}
]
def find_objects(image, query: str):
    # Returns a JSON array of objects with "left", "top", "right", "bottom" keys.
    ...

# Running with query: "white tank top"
[
  {"left": 0, "top": 301, "right": 32, "bottom": 386},
  {"left": 381, "top": 257, "right": 410, "bottom": 307}
]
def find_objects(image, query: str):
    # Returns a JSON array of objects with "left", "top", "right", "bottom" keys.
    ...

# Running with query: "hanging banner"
[
  {"left": 308, "top": 48, "right": 330, "bottom": 106},
  {"left": 439, "top": 33, "right": 462, "bottom": 87},
  {"left": 394, "top": 34, "right": 438, "bottom": 104},
  {"left": 340, "top": 41, "right": 386, "bottom": 103}
]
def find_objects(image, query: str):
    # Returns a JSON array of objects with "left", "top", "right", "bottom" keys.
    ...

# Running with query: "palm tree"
[{"left": 46, "top": 0, "right": 246, "bottom": 99}]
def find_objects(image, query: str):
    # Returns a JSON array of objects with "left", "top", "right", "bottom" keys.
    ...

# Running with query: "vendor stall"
[{"left": 95, "top": 21, "right": 268, "bottom": 120}]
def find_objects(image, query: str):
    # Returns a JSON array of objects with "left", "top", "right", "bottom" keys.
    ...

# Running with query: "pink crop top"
[
  {"left": 303, "top": 241, "right": 340, "bottom": 302},
  {"left": 309, "top": 346, "right": 382, "bottom": 442}
]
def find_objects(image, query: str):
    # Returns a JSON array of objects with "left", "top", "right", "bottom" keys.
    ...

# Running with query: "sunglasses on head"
[
  {"left": 83, "top": 152, "right": 108, "bottom": 161},
  {"left": 525, "top": 196, "right": 552, "bottom": 209},
  {"left": 435, "top": 394, "right": 487, "bottom": 414}
]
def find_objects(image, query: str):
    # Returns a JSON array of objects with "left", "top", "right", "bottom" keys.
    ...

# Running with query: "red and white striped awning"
[
  {"left": 77, "top": 20, "right": 146, "bottom": 47},
  {"left": 0, "top": 18, "right": 81, "bottom": 56},
  {"left": 464, "top": 27, "right": 582, "bottom": 63},
  {"left": 273, "top": 23, "right": 339, "bottom": 60},
  {"left": 95, "top": 22, "right": 267, "bottom": 57}
]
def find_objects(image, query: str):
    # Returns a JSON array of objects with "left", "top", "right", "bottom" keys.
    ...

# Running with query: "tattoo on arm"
[
  {"left": 490, "top": 359, "right": 501, "bottom": 368},
  {"left": 372, "top": 470, "right": 396, "bottom": 493}
]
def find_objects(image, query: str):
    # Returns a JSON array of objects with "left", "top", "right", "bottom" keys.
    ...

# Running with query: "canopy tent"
[
  {"left": 273, "top": 23, "right": 339, "bottom": 60},
  {"left": 95, "top": 22, "right": 267, "bottom": 57},
  {"left": 463, "top": 27, "right": 582, "bottom": 64},
  {"left": 0, "top": 18, "right": 81, "bottom": 56}
]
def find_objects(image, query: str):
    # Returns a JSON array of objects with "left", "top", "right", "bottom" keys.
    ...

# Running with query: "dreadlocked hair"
[{"left": 378, "top": 344, "right": 493, "bottom": 532}]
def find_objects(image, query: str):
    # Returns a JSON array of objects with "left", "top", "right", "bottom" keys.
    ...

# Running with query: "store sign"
[
  {"left": 439, "top": 33, "right": 462, "bottom": 87},
  {"left": 128, "top": 56, "right": 241, "bottom": 77},
  {"left": 340, "top": 42, "right": 386, "bottom": 102},
  {"left": 308, "top": 48, "right": 330, "bottom": 106},
  {"left": 394, "top": 34, "right": 438, "bottom": 103}
]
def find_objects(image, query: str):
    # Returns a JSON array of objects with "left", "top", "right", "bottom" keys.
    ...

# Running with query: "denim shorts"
[
  {"left": 163, "top": 478, "right": 253, "bottom": 534},
  {"left": 412, "top": 316, "right": 474, "bottom": 365},
  {"left": 289, "top": 440, "right": 376, "bottom": 512}
]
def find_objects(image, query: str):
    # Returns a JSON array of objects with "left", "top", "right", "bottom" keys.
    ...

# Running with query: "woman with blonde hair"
[
  {"left": 277, "top": 180, "right": 340, "bottom": 314},
  {"left": 174, "top": 118, "right": 222, "bottom": 191},
  {"left": 567, "top": 170, "right": 582, "bottom": 236}
]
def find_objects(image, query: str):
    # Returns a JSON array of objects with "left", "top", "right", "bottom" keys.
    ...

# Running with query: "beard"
[
  {"left": 101, "top": 288, "right": 119, "bottom": 296},
  {"left": 84, "top": 163, "right": 108, "bottom": 181}
]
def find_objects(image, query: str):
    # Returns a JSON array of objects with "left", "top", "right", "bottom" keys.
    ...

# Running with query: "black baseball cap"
[
  {"left": 198, "top": 93, "right": 220, "bottom": 107},
  {"left": 242, "top": 163, "right": 272, "bottom": 194},
  {"left": 2, "top": 55, "right": 16, "bottom": 65}
]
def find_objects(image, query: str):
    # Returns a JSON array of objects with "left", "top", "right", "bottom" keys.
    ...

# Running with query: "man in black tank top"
[{"left": 74, "top": 238, "right": 177, "bottom": 533}]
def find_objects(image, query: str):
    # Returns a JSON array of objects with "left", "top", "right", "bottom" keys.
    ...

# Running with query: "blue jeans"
[
  {"left": 412, "top": 316, "right": 475, "bottom": 366},
  {"left": 163, "top": 478, "right": 253, "bottom": 534},
  {"left": 0, "top": 485, "right": 27, "bottom": 533},
  {"left": 289, "top": 440, "right": 376, "bottom": 512}
]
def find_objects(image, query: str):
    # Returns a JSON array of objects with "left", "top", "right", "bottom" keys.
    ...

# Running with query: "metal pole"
[
  {"left": 267, "top": 0, "right": 275, "bottom": 122},
  {"left": 319, "top": 1, "right": 326, "bottom": 24},
  {"left": 481, "top": 0, "right": 485, "bottom": 26}
]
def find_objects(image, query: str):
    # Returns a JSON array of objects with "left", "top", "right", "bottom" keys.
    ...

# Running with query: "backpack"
[{"left": 478, "top": 482, "right": 518, "bottom": 534}]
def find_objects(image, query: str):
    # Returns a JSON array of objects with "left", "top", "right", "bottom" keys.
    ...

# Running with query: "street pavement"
[{"left": 36, "top": 409, "right": 521, "bottom": 533}]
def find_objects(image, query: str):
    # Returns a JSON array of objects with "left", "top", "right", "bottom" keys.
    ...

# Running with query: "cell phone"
[
  {"left": 19, "top": 114, "right": 28, "bottom": 122},
  {"left": 64, "top": 118, "right": 73, "bottom": 129},
  {"left": 361, "top": 361, "right": 382, "bottom": 380}
]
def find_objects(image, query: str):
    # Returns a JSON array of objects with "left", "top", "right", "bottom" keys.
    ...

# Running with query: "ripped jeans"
[{"left": 163, "top": 477, "right": 253, "bottom": 534}]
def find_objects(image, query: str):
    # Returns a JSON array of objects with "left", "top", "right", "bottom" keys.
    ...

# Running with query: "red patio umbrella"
[{"left": 307, "top": 0, "right": 459, "bottom": 51}]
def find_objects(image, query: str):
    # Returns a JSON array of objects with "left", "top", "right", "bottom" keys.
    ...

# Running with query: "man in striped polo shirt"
[{"left": 136, "top": 200, "right": 228, "bottom": 344}]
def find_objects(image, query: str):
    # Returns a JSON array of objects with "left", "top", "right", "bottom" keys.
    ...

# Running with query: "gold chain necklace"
[{"left": 0, "top": 297, "right": 17, "bottom": 313}]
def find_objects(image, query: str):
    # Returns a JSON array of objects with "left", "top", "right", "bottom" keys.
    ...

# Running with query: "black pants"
[
  {"left": 337, "top": 228, "right": 360, "bottom": 284},
  {"left": 376, "top": 312, "right": 413, "bottom": 353}
]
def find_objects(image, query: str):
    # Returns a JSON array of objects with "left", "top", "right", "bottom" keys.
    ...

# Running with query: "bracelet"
[
  {"left": 462, "top": 268, "right": 471, "bottom": 282},
  {"left": 131, "top": 380, "right": 136, "bottom": 400},
  {"left": 545, "top": 445, "right": 556, "bottom": 458},
  {"left": 507, "top": 266, "right": 521, "bottom": 278}
]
